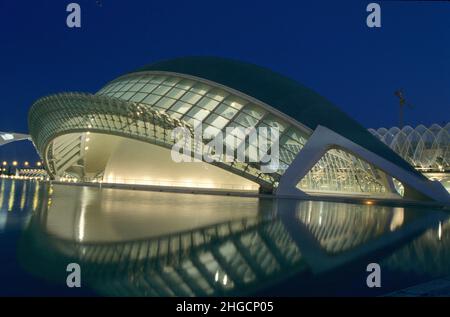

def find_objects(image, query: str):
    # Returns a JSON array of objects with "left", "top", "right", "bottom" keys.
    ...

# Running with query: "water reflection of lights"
[
  {"left": 8, "top": 181, "right": 16, "bottom": 211},
  {"left": 32, "top": 181, "right": 40, "bottom": 211},
  {"left": 438, "top": 221, "right": 442, "bottom": 241},
  {"left": 78, "top": 187, "right": 90, "bottom": 242},
  {"left": 15, "top": 185, "right": 450, "bottom": 297},
  {"left": 389, "top": 208, "right": 405, "bottom": 232},
  {"left": 0, "top": 180, "right": 41, "bottom": 232},
  {"left": 20, "top": 182, "right": 27, "bottom": 211},
  {"left": 0, "top": 180, "right": 5, "bottom": 210}
]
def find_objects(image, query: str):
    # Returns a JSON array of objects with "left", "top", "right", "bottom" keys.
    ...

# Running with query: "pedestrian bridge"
[{"left": 0, "top": 131, "right": 30, "bottom": 146}]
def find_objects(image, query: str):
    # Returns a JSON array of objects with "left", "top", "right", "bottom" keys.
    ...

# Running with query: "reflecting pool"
[{"left": 0, "top": 179, "right": 449, "bottom": 296}]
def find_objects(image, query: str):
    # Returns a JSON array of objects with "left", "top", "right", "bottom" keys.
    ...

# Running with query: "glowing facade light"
[
  {"left": 12, "top": 161, "right": 18, "bottom": 166},
  {"left": 24, "top": 161, "right": 29, "bottom": 166},
  {"left": 36, "top": 162, "right": 42, "bottom": 167},
  {"left": 214, "top": 271, "right": 219, "bottom": 282},
  {"left": 2, "top": 161, "right": 6, "bottom": 166}
]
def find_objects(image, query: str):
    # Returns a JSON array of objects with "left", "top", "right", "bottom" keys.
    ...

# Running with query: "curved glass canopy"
[{"left": 28, "top": 71, "right": 398, "bottom": 195}]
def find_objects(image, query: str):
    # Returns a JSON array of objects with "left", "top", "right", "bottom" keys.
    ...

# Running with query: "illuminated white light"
[
  {"left": 214, "top": 271, "right": 219, "bottom": 282},
  {"left": 0, "top": 133, "right": 14, "bottom": 141},
  {"left": 85, "top": 146, "right": 89, "bottom": 151},
  {"left": 222, "top": 274, "right": 228, "bottom": 285}
]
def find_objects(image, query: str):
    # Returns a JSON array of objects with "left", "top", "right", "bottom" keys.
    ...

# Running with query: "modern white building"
[{"left": 26, "top": 57, "right": 449, "bottom": 204}]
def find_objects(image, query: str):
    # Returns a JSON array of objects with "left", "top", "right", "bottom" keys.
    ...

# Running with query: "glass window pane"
[
  {"left": 113, "top": 92, "right": 125, "bottom": 98},
  {"left": 242, "top": 104, "right": 265, "bottom": 119},
  {"left": 152, "top": 85, "right": 172, "bottom": 96},
  {"left": 197, "top": 97, "right": 220, "bottom": 111},
  {"left": 184, "top": 117, "right": 203, "bottom": 129},
  {"left": 206, "top": 88, "right": 228, "bottom": 102},
  {"left": 120, "top": 92, "right": 135, "bottom": 101},
  {"left": 155, "top": 97, "right": 177, "bottom": 110},
  {"left": 285, "top": 128, "right": 308, "bottom": 144},
  {"left": 130, "top": 83, "right": 145, "bottom": 92},
  {"left": 186, "top": 106, "right": 210, "bottom": 121},
  {"left": 114, "top": 83, "right": 126, "bottom": 91},
  {"left": 121, "top": 83, "right": 134, "bottom": 91},
  {"left": 176, "top": 79, "right": 194, "bottom": 90},
  {"left": 204, "top": 125, "right": 220, "bottom": 139},
  {"left": 162, "top": 77, "right": 180, "bottom": 87},
  {"left": 166, "top": 87, "right": 187, "bottom": 99},
  {"left": 234, "top": 113, "right": 259, "bottom": 128},
  {"left": 127, "top": 79, "right": 140, "bottom": 85},
  {"left": 261, "top": 115, "right": 287, "bottom": 132},
  {"left": 168, "top": 112, "right": 183, "bottom": 119},
  {"left": 140, "top": 83, "right": 158, "bottom": 93},
  {"left": 214, "top": 103, "right": 238, "bottom": 119},
  {"left": 206, "top": 114, "right": 229, "bottom": 129},
  {"left": 169, "top": 101, "right": 192, "bottom": 115},
  {"left": 223, "top": 96, "right": 246, "bottom": 110},
  {"left": 181, "top": 92, "right": 203, "bottom": 104},
  {"left": 190, "top": 83, "right": 210, "bottom": 95},
  {"left": 130, "top": 92, "right": 147, "bottom": 103},
  {"left": 142, "top": 94, "right": 162, "bottom": 106}
]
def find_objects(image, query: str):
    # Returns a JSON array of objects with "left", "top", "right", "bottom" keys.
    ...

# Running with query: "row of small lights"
[
  {"left": 59, "top": 177, "right": 78, "bottom": 183},
  {"left": 84, "top": 131, "right": 91, "bottom": 151},
  {"left": 0, "top": 174, "right": 48, "bottom": 181},
  {"left": 2, "top": 161, "right": 43, "bottom": 167}
]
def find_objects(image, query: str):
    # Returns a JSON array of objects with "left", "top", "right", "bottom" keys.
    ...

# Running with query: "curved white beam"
[
  {"left": 277, "top": 125, "right": 450, "bottom": 204},
  {"left": 0, "top": 132, "right": 31, "bottom": 146}
]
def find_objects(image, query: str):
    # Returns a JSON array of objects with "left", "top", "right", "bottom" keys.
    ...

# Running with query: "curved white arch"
[{"left": 0, "top": 132, "right": 30, "bottom": 146}]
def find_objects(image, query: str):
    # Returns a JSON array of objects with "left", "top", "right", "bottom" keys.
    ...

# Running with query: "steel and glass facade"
[
  {"left": 27, "top": 57, "right": 450, "bottom": 202},
  {"left": 370, "top": 123, "right": 449, "bottom": 173}
]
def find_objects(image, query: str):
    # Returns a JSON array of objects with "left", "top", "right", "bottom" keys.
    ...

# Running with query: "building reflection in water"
[
  {"left": 13, "top": 183, "right": 450, "bottom": 296},
  {"left": 0, "top": 179, "right": 43, "bottom": 232},
  {"left": 382, "top": 219, "right": 450, "bottom": 278}
]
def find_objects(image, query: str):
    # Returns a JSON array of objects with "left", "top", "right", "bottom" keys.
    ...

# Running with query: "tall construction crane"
[{"left": 394, "top": 90, "right": 414, "bottom": 128}]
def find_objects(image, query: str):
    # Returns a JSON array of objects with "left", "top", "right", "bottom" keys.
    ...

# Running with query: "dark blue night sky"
[{"left": 0, "top": 0, "right": 449, "bottom": 161}]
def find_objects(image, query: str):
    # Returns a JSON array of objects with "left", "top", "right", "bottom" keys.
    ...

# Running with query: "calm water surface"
[{"left": 0, "top": 179, "right": 449, "bottom": 296}]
